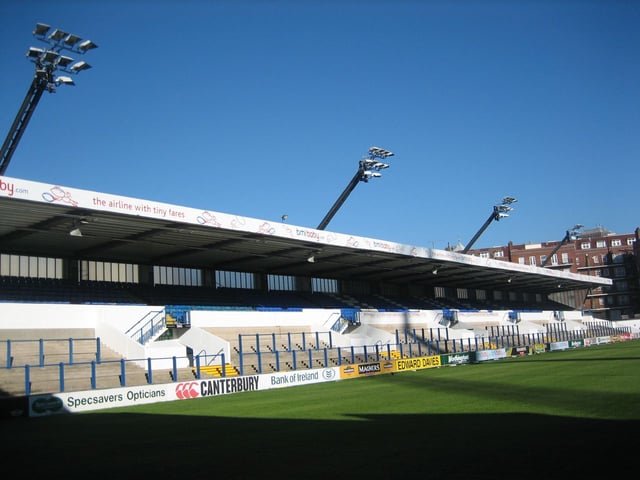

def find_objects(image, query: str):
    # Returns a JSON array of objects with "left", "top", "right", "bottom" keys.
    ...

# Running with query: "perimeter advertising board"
[
  {"left": 474, "top": 348, "right": 508, "bottom": 362},
  {"left": 29, "top": 367, "right": 340, "bottom": 416},
  {"left": 509, "top": 346, "right": 530, "bottom": 357},
  {"left": 395, "top": 355, "right": 442, "bottom": 371},
  {"left": 569, "top": 339, "right": 585, "bottom": 348},
  {"left": 338, "top": 355, "right": 442, "bottom": 379},
  {"left": 549, "top": 341, "right": 570, "bottom": 351},
  {"left": 339, "top": 361, "right": 395, "bottom": 379},
  {"left": 532, "top": 343, "right": 546, "bottom": 354},
  {"left": 440, "top": 352, "right": 472, "bottom": 366},
  {"left": 584, "top": 336, "right": 612, "bottom": 346}
]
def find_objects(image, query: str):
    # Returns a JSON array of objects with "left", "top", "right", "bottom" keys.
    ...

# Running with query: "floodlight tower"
[
  {"left": 0, "top": 23, "right": 98, "bottom": 175},
  {"left": 461, "top": 196, "right": 517, "bottom": 254},
  {"left": 316, "top": 146, "right": 394, "bottom": 231},
  {"left": 540, "top": 224, "right": 584, "bottom": 267}
]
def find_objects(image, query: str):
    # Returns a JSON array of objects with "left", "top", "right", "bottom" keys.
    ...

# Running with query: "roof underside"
[{"left": 0, "top": 196, "right": 609, "bottom": 295}]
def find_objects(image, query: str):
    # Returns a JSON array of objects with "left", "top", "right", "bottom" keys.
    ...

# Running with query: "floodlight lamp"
[
  {"left": 55, "top": 76, "right": 75, "bottom": 86},
  {"left": 573, "top": 224, "right": 584, "bottom": 230},
  {"left": 362, "top": 170, "right": 374, "bottom": 180},
  {"left": 368, "top": 146, "right": 394, "bottom": 158},
  {"left": 497, "top": 212, "right": 509, "bottom": 219},
  {"left": 33, "top": 23, "right": 51, "bottom": 36},
  {"left": 373, "top": 162, "right": 389, "bottom": 169},
  {"left": 69, "top": 228, "right": 82, "bottom": 237},
  {"left": 497, "top": 205, "right": 513, "bottom": 212},
  {"left": 70, "top": 61, "right": 91, "bottom": 72},
  {"left": 48, "top": 29, "right": 67, "bottom": 41},
  {"left": 42, "top": 50, "right": 60, "bottom": 63},
  {"left": 64, "top": 33, "right": 81, "bottom": 47},
  {"left": 27, "top": 47, "right": 45, "bottom": 58},
  {"left": 502, "top": 196, "right": 517, "bottom": 204},
  {"left": 77, "top": 39, "right": 98, "bottom": 52},
  {"left": 307, "top": 255, "right": 315, "bottom": 263},
  {"left": 56, "top": 55, "right": 74, "bottom": 68},
  {"left": 370, "top": 172, "right": 382, "bottom": 178},
  {"left": 569, "top": 225, "right": 583, "bottom": 240}
]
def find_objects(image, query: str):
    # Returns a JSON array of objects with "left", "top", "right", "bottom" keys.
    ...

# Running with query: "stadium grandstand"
[{"left": 1, "top": 175, "right": 636, "bottom": 404}]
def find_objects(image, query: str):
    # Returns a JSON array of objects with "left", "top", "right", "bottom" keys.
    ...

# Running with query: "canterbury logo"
[{"left": 175, "top": 382, "right": 200, "bottom": 399}]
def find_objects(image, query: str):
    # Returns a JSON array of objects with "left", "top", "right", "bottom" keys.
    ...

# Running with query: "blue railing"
[
  {"left": 125, "top": 310, "right": 165, "bottom": 344},
  {"left": 2, "top": 322, "right": 631, "bottom": 397},
  {"left": 7, "top": 352, "right": 234, "bottom": 396},
  {"left": 3, "top": 337, "right": 101, "bottom": 369}
]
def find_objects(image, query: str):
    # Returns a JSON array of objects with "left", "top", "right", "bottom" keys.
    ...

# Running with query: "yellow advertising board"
[
  {"left": 339, "top": 361, "right": 395, "bottom": 379},
  {"left": 395, "top": 355, "right": 441, "bottom": 372}
]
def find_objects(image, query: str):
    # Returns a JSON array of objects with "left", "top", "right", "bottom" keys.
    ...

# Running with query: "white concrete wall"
[
  {"left": 456, "top": 310, "right": 512, "bottom": 324},
  {"left": 180, "top": 327, "right": 229, "bottom": 363},
  {"left": 513, "top": 320, "right": 547, "bottom": 334},
  {"left": 357, "top": 309, "right": 439, "bottom": 325},
  {"left": 189, "top": 308, "right": 338, "bottom": 329},
  {"left": 561, "top": 310, "right": 584, "bottom": 321},
  {"left": 0, "top": 303, "right": 161, "bottom": 330},
  {"left": 3, "top": 302, "right": 629, "bottom": 361},
  {"left": 144, "top": 339, "right": 190, "bottom": 369},
  {"left": 518, "top": 311, "right": 556, "bottom": 322}
]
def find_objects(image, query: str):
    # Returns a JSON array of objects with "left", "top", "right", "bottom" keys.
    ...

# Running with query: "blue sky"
[{"left": 1, "top": 0, "right": 638, "bottom": 250}]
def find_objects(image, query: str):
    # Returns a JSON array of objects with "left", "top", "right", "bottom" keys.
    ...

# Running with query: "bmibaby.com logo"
[{"left": 0, "top": 179, "right": 15, "bottom": 196}]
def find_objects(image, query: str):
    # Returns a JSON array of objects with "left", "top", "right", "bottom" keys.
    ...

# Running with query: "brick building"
[{"left": 464, "top": 226, "right": 640, "bottom": 321}]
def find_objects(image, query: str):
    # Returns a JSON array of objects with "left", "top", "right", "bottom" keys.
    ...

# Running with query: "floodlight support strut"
[
  {"left": 0, "top": 22, "right": 97, "bottom": 176},
  {"left": 316, "top": 170, "right": 362, "bottom": 231},
  {"left": 540, "top": 225, "right": 583, "bottom": 267},
  {"left": 540, "top": 233, "right": 571, "bottom": 268},
  {"left": 461, "top": 208, "right": 498, "bottom": 254},
  {"left": 461, "top": 196, "right": 517, "bottom": 254},
  {"left": 0, "top": 72, "right": 49, "bottom": 176},
  {"left": 316, "top": 146, "right": 393, "bottom": 231}
]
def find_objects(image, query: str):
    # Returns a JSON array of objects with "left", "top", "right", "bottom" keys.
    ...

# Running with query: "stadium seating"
[
  {"left": 0, "top": 275, "right": 631, "bottom": 398},
  {"left": 0, "top": 276, "right": 570, "bottom": 311}
]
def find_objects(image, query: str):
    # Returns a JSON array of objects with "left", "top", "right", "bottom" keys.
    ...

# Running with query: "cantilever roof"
[{"left": 0, "top": 176, "right": 611, "bottom": 295}]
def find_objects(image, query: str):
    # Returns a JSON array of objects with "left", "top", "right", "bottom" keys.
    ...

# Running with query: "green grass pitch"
[{"left": 3, "top": 341, "right": 639, "bottom": 479}]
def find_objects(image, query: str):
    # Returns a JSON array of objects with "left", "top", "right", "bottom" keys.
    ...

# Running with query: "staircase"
[
  {"left": 380, "top": 349, "right": 405, "bottom": 360},
  {"left": 165, "top": 313, "right": 178, "bottom": 328},
  {"left": 195, "top": 364, "right": 239, "bottom": 378}
]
